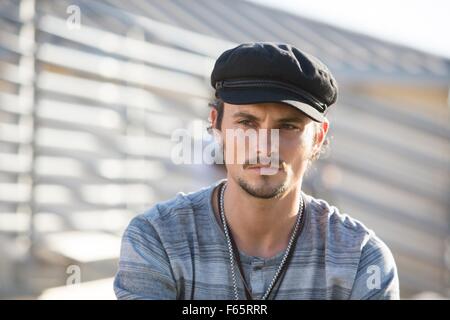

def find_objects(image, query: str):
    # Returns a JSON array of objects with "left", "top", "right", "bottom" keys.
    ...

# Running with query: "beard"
[{"left": 237, "top": 175, "right": 289, "bottom": 199}]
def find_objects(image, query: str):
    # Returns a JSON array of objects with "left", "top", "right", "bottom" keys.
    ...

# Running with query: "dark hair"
[{"left": 207, "top": 98, "right": 224, "bottom": 132}]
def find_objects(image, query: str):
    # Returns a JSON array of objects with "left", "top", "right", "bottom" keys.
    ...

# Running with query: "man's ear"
[
  {"left": 209, "top": 107, "right": 219, "bottom": 131},
  {"left": 317, "top": 118, "right": 329, "bottom": 144},
  {"left": 312, "top": 118, "right": 329, "bottom": 153}
]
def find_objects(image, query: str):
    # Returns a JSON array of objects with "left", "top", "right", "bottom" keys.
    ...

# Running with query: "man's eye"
[
  {"left": 238, "top": 120, "right": 254, "bottom": 127},
  {"left": 280, "top": 124, "right": 298, "bottom": 130}
]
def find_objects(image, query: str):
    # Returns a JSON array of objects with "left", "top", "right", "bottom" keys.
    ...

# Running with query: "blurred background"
[{"left": 0, "top": 0, "right": 449, "bottom": 300}]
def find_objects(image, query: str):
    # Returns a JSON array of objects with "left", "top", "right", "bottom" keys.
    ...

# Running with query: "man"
[{"left": 114, "top": 42, "right": 399, "bottom": 300}]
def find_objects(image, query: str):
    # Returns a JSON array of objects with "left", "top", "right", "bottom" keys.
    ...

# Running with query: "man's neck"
[{"left": 212, "top": 178, "right": 303, "bottom": 259}]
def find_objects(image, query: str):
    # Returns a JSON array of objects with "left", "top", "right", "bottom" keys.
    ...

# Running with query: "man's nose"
[{"left": 255, "top": 128, "right": 278, "bottom": 156}]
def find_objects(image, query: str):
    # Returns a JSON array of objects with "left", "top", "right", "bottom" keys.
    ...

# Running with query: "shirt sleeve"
[
  {"left": 349, "top": 234, "right": 400, "bottom": 300},
  {"left": 113, "top": 210, "right": 177, "bottom": 300}
]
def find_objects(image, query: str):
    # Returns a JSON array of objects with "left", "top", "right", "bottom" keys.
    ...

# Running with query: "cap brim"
[{"left": 217, "top": 87, "right": 325, "bottom": 122}]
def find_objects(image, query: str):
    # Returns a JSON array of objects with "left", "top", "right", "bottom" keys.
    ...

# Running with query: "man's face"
[{"left": 211, "top": 102, "right": 329, "bottom": 199}]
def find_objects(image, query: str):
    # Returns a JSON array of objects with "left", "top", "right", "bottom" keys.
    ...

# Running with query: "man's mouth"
[
  {"left": 245, "top": 164, "right": 281, "bottom": 171},
  {"left": 246, "top": 164, "right": 273, "bottom": 169}
]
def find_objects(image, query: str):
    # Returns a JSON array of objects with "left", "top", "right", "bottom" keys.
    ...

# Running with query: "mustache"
[{"left": 243, "top": 155, "right": 283, "bottom": 169}]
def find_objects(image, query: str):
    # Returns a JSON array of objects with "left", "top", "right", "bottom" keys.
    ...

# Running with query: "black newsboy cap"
[{"left": 210, "top": 42, "right": 338, "bottom": 122}]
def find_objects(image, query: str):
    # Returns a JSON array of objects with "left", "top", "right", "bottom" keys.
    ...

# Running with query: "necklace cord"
[{"left": 218, "top": 181, "right": 306, "bottom": 300}]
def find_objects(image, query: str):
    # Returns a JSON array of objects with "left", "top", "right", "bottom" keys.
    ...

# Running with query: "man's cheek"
[{"left": 281, "top": 144, "right": 309, "bottom": 164}]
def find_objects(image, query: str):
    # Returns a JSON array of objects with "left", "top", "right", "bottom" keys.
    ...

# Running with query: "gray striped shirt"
[{"left": 114, "top": 179, "right": 399, "bottom": 300}]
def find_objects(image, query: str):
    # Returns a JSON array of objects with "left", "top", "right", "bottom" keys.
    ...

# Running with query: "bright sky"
[{"left": 247, "top": 0, "right": 450, "bottom": 59}]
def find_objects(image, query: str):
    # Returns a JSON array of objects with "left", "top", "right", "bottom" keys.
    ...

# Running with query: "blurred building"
[{"left": 0, "top": 0, "right": 449, "bottom": 299}]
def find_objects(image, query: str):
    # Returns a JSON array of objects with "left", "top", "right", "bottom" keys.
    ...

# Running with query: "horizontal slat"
[
  {"left": 330, "top": 134, "right": 448, "bottom": 200},
  {"left": 65, "top": 209, "right": 133, "bottom": 233},
  {"left": 326, "top": 165, "right": 449, "bottom": 229},
  {"left": 0, "top": 5, "right": 20, "bottom": 25},
  {"left": 340, "top": 92, "right": 450, "bottom": 140},
  {"left": 83, "top": 0, "right": 236, "bottom": 58},
  {"left": 35, "top": 125, "right": 174, "bottom": 159},
  {"left": 0, "top": 212, "right": 67, "bottom": 234},
  {"left": 38, "top": 15, "right": 214, "bottom": 77},
  {"left": 37, "top": 99, "right": 123, "bottom": 131},
  {"left": 37, "top": 99, "right": 189, "bottom": 139},
  {"left": 35, "top": 127, "right": 119, "bottom": 156},
  {"left": 0, "top": 152, "right": 31, "bottom": 173},
  {"left": 34, "top": 183, "right": 155, "bottom": 207},
  {"left": 0, "top": 182, "right": 31, "bottom": 203},
  {"left": 35, "top": 231, "right": 121, "bottom": 263},
  {"left": 34, "top": 156, "right": 167, "bottom": 181},
  {"left": 336, "top": 196, "right": 446, "bottom": 264},
  {"left": 333, "top": 103, "right": 450, "bottom": 163},
  {"left": 37, "top": 43, "right": 210, "bottom": 98},
  {"left": 0, "top": 212, "right": 29, "bottom": 233},
  {"left": 0, "top": 122, "right": 32, "bottom": 144},
  {"left": 0, "top": 61, "right": 22, "bottom": 84},
  {"left": 37, "top": 71, "right": 172, "bottom": 111},
  {"left": 0, "top": 29, "right": 26, "bottom": 55},
  {"left": 0, "top": 92, "right": 33, "bottom": 115},
  {"left": 0, "top": 209, "right": 132, "bottom": 234}
]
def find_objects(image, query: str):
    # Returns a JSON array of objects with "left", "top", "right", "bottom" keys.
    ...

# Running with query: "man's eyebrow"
[
  {"left": 232, "top": 112, "right": 260, "bottom": 121},
  {"left": 276, "top": 116, "right": 306, "bottom": 123},
  {"left": 232, "top": 112, "right": 307, "bottom": 123}
]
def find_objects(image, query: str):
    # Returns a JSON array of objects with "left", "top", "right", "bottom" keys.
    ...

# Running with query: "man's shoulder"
[
  {"left": 305, "top": 194, "right": 374, "bottom": 249},
  {"left": 305, "top": 194, "right": 399, "bottom": 299}
]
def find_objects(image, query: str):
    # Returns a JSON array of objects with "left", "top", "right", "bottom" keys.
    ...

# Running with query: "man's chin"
[{"left": 237, "top": 177, "right": 288, "bottom": 199}]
